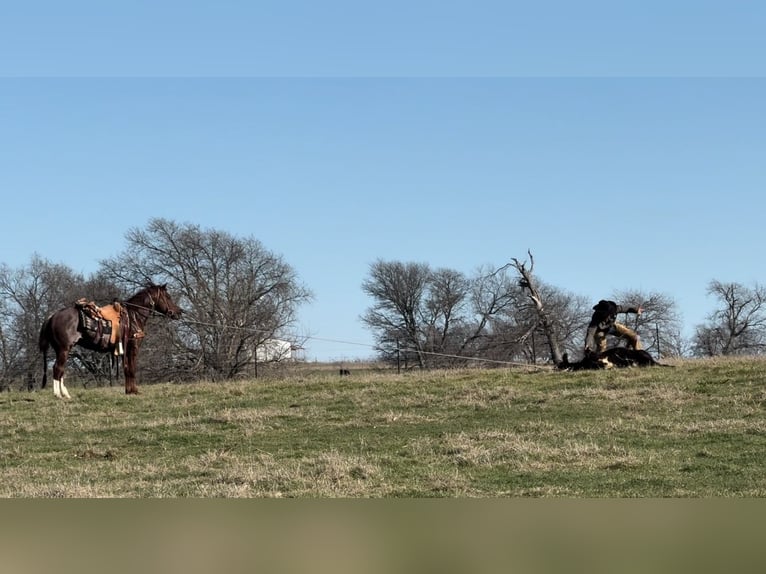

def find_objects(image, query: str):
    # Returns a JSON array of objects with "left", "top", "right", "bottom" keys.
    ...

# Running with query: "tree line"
[
  {"left": 361, "top": 256, "right": 766, "bottom": 368},
  {"left": 2, "top": 220, "right": 765, "bottom": 389}
]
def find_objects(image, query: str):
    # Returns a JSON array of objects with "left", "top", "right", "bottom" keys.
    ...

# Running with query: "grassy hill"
[{"left": 2, "top": 357, "right": 766, "bottom": 497}]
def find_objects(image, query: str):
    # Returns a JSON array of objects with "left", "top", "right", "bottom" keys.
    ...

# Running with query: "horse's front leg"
[{"left": 123, "top": 339, "right": 142, "bottom": 394}]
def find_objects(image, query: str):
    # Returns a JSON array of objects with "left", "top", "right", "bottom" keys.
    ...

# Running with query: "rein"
[{"left": 123, "top": 289, "right": 162, "bottom": 340}]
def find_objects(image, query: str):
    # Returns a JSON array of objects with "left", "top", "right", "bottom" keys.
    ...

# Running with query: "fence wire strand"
[{"left": 143, "top": 308, "right": 553, "bottom": 371}]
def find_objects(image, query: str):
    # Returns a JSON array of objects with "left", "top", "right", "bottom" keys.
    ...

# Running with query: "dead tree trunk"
[{"left": 499, "top": 251, "right": 564, "bottom": 366}]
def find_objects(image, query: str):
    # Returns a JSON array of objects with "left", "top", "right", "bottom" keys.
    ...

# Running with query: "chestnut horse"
[{"left": 39, "top": 284, "right": 182, "bottom": 398}]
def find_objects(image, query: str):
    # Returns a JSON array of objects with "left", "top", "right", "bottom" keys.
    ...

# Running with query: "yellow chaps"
[{"left": 594, "top": 323, "right": 642, "bottom": 353}]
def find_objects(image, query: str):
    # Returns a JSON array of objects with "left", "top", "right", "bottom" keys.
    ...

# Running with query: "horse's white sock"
[
  {"left": 60, "top": 379, "right": 71, "bottom": 399},
  {"left": 53, "top": 379, "right": 62, "bottom": 398}
]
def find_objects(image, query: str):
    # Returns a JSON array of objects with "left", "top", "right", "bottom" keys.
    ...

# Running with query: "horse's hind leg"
[
  {"left": 58, "top": 377, "right": 71, "bottom": 399},
  {"left": 52, "top": 349, "right": 71, "bottom": 400}
]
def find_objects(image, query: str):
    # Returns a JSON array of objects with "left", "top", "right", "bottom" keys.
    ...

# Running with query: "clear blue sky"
[{"left": 2, "top": 2, "right": 765, "bottom": 361}]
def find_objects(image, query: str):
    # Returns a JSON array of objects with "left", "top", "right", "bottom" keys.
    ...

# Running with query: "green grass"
[{"left": 2, "top": 357, "right": 766, "bottom": 497}]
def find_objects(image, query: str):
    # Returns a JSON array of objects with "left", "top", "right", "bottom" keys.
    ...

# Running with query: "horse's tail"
[{"left": 39, "top": 316, "right": 51, "bottom": 388}]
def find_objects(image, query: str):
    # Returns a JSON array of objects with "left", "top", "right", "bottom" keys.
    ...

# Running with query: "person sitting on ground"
[{"left": 584, "top": 299, "right": 643, "bottom": 354}]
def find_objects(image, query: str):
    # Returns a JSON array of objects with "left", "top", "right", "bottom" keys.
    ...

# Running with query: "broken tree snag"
[{"left": 507, "top": 250, "right": 564, "bottom": 366}]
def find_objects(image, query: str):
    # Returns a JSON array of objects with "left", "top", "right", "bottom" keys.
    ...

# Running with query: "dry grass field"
[{"left": 2, "top": 356, "right": 766, "bottom": 497}]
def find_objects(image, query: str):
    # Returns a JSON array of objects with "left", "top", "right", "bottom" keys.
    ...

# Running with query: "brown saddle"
[{"left": 75, "top": 298, "right": 126, "bottom": 353}]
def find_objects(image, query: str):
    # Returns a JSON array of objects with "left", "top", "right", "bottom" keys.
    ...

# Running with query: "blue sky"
[
  {"left": 2, "top": 2, "right": 765, "bottom": 361},
  {"left": 3, "top": 1, "right": 766, "bottom": 77}
]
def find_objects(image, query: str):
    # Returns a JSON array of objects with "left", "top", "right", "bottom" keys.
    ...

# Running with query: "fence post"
[{"left": 655, "top": 324, "right": 661, "bottom": 359}]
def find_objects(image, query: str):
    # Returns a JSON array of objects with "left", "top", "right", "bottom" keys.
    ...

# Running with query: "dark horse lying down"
[
  {"left": 558, "top": 347, "right": 670, "bottom": 371},
  {"left": 39, "top": 284, "right": 182, "bottom": 398}
]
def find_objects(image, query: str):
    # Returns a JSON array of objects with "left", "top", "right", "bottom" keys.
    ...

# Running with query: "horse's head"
[{"left": 151, "top": 284, "right": 183, "bottom": 319}]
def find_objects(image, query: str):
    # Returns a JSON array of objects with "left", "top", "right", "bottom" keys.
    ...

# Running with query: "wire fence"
[
  {"left": 168, "top": 310, "right": 554, "bottom": 372},
  {"left": 1, "top": 300, "right": 599, "bottom": 392}
]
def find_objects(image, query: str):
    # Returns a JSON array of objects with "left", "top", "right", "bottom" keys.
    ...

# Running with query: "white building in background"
[{"left": 255, "top": 339, "right": 293, "bottom": 362}]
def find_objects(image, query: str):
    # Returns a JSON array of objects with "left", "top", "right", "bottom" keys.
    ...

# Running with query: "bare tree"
[
  {"left": 0, "top": 281, "right": 15, "bottom": 390},
  {"left": 611, "top": 289, "right": 684, "bottom": 357},
  {"left": 422, "top": 268, "right": 470, "bottom": 364},
  {"left": 692, "top": 280, "right": 766, "bottom": 356},
  {"left": 361, "top": 260, "right": 434, "bottom": 368},
  {"left": 0, "top": 256, "right": 84, "bottom": 390},
  {"left": 479, "top": 271, "right": 589, "bottom": 364},
  {"left": 460, "top": 264, "right": 518, "bottom": 359},
  {"left": 493, "top": 251, "right": 565, "bottom": 365},
  {"left": 692, "top": 325, "right": 723, "bottom": 357},
  {"left": 99, "top": 219, "right": 312, "bottom": 380},
  {"left": 540, "top": 286, "right": 591, "bottom": 361},
  {"left": 362, "top": 256, "right": 589, "bottom": 368}
]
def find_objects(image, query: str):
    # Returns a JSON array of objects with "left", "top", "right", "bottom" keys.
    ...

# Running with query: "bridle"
[{"left": 124, "top": 287, "right": 163, "bottom": 340}]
